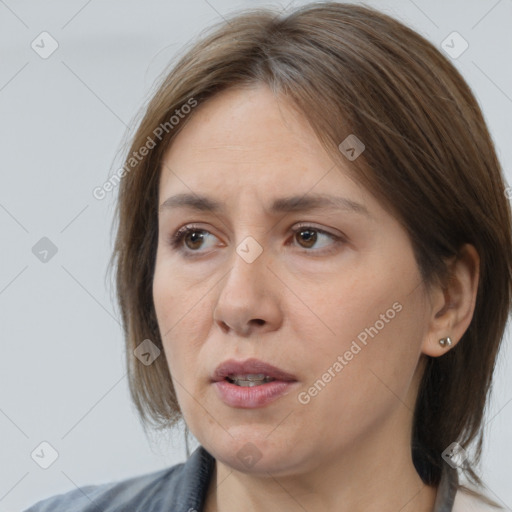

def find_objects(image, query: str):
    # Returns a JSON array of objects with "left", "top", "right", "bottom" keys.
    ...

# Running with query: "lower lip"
[{"left": 213, "top": 379, "right": 298, "bottom": 408}]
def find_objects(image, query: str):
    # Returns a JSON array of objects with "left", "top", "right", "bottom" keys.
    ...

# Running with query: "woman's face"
[{"left": 153, "top": 84, "right": 436, "bottom": 475}]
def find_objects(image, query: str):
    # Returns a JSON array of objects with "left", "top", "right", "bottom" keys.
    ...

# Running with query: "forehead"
[
  {"left": 162, "top": 84, "right": 325, "bottom": 167},
  {"left": 160, "top": 85, "right": 362, "bottom": 193},
  {"left": 156, "top": 84, "right": 385, "bottom": 225}
]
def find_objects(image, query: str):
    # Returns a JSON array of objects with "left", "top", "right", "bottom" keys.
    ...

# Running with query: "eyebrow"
[{"left": 159, "top": 193, "right": 372, "bottom": 218}]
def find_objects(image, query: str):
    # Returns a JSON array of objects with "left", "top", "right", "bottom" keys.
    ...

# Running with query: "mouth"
[
  {"left": 212, "top": 358, "right": 298, "bottom": 384},
  {"left": 224, "top": 374, "right": 277, "bottom": 387},
  {"left": 211, "top": 358, "right": 298, "bottom": 408},
  {"left": 213, "top": 376, "right": 299, "bottom": 408}
]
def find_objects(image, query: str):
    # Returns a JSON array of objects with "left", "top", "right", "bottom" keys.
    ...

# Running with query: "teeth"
[
  {"left": 231, "top": 374, "right": 269, "bottom": 380},
  {"left": 227, "top": 374, "right": 276, "bottom": 386}
]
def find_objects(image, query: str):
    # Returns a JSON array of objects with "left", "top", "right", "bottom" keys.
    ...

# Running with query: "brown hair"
[{"left": 107, "top": 1, "right": 512, "bottom": 503}]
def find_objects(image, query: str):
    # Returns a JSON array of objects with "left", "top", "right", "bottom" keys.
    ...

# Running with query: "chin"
[{"left": 208, "top": 434, "right": 302, "bottom": 475}]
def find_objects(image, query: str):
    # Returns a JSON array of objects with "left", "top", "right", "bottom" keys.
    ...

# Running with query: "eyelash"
[{"left": 167, "top": 223, "right": 345, "bottom": 257}]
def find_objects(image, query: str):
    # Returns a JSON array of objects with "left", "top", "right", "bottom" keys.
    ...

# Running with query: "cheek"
[
  {"left": 152, "top": 255, "right": 195, "bottom": 334},
  {"left": 153, "top": 264, "right": 212, "bottom": 381},
  {"left": 153, "top": 264, "right": 185, "bottom": 376},
  {"left": 334, "top": 286, "right": 426, "bottom": 408},
  {"left": 310, "top": 270, "right": 392, "bottom": 346},
  {"left": 297, "top": 297, "right": 423, "bottom": 439},
  {"left": 312, "top": 263, "right": 425, "bottom": 385}
]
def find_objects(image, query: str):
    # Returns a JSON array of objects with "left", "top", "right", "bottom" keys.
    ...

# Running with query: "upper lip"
[{"left": 212, "top": 358, "right": 297, "bottom": 382}]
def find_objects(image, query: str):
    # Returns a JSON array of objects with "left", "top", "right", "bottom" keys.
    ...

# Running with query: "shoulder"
[
  {"left": 453, "top": 486, "right": 506, "bottom": 512},
  {"left": 22, "top": 462, "right": 185, "bottom": 512}
]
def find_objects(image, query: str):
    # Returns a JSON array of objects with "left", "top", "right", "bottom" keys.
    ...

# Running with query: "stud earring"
[{"left": 439, "top": 337, "right": 452, "bottom": 348}]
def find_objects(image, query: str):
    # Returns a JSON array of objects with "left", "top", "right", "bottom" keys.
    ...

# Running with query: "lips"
[{"left": 212, "top": 358, "right": 297, "bottom": 383}]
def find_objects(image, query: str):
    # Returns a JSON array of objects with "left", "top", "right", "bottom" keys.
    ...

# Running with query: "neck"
[
  {"left": 202, "top": 407, "right": 438, "bottom": 512},
  {"left": 204, "top": 459, "right": 437, "bottom": 512}
]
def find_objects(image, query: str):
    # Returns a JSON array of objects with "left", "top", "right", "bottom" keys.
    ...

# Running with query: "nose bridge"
[
  {"left": 225, "top": 232, "right": 268, "bottom": 294},
  {"left": 216, "top": 190, "right": 275, "bottom": 297},
  {"left": 227, "top": 191, "right": 270, "bottom": 268}
]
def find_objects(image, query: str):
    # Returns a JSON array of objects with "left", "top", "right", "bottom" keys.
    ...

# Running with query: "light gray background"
[{"left": 1, "top": 1, "right": 511, "bottom": 511}]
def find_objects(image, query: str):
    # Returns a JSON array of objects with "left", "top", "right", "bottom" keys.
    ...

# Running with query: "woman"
[{"left": 24, "top": 2, "right": 511, "bottom": 511}]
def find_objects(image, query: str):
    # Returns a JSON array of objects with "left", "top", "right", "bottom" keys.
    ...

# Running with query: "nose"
[{"left": 212, "top": 241, "right": 282, "bottom": 337}]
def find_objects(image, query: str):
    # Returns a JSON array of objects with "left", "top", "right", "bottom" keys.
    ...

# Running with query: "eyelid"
[{"left": 293, "top": 222, "right": 342, "bottom": 238}]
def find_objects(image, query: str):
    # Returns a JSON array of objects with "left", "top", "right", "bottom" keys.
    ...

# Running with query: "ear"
[{"left": 421, "top": 243, "right": 480, "bottom": 357}]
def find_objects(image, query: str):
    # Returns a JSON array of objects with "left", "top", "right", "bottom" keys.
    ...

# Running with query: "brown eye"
[
  {"left": 183, "top": 230, "right": 206, "bottom": 250},
  {"left": 289, "top": 224, "right": 343, "bottom": 253},
  {"left": 170, "top": 226, "right": 217, "bottom": 253},
  {"left": 295, "top": 228, "right": 318, "bottom": 249}
]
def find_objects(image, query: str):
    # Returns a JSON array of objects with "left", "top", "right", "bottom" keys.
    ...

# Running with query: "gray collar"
[{"left": 433, "top": 462, "right": 459, "bottom": 512}]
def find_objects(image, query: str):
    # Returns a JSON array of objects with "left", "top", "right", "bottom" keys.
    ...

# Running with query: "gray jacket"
[{"left": 22, "top": 445, "right": 469, "bottom": 512}]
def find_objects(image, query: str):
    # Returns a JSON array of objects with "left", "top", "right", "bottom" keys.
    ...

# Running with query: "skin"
[{"left": 152, "top": 84, "right": 480, "bottom": 512}]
